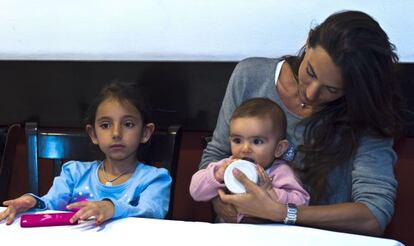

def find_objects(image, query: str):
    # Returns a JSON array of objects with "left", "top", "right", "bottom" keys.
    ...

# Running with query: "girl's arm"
[
  {"left": 267, "top": 164, "right": 310, "bottom": 206},
  {"left": 109, "top": 168, "right": 172, "bottom": 219},
  {"left": 0, "top": 195, "right": 37, "bottom": 225},
  {"left": 0, "top": 161, "right": 79, "bottom": 224},
  {"left": 189, "top": 159, "right": 230, "bottom": 201},
  {"left": 39, "top": 161, "right": 79, "bottom": 210}
]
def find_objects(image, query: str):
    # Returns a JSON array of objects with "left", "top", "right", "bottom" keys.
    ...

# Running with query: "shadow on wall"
[
  {"left": 137, "top": 63, "right": 189, "bottom": 130},
  {"left": 135, "top": 62, "right": 233, "bottom": 131}
]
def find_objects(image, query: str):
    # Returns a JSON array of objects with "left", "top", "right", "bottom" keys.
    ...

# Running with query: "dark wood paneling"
[{"left": 0, "top": 61, "right": 236, "bottom": 131}]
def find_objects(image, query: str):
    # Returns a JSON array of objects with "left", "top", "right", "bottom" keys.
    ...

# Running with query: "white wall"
[{"left": 0, "top": 0, "right": 413, "bottom": 61}]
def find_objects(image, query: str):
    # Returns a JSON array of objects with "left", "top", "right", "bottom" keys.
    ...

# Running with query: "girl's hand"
[
  {"left": 257, "top": 165, "right": 279, "bottom": 201},
  {"left": 214, "top": 158, "right": 233, "bottom": 183},
  {"left": 257, "top": 165, "right": 273, "bottom": 192},
  {"left": 66, "top": 200, "right": 114, "bottom": 225},
  {"left": 0, "top": 195, "right": 37, "bottom": 225}
]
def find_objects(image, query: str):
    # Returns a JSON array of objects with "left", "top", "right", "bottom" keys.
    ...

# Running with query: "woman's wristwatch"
[{"left": 283, "top": 203, "right": 298, "bottom": 224}]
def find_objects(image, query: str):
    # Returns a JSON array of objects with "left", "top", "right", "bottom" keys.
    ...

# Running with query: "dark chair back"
[
  {"left": 138, "top": 125, "right": 182, "bottom": 182},
  {"left": 0, "top": 124, "right": 22, "bottom": 203},
  {"left": 25, "top": 122, "right": 98, "bottom": 195},
  {"left": 138, "top": 125, "right": 182, "bottom": 218},
  {"left": 25, "top": 122, "right": 182, "bottom": 218},
  {"left": 0, "top": 127, "right": 7, "bottom": 157}
]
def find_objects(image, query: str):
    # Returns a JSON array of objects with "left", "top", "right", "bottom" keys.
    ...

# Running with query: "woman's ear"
[
  {"left": 86, "top": 124, "right": 98, "bottom": 145},
  {"left": 274, "top": 139, "right": 289, "bottom": 158},
  {"left": 140, "top": 123, "right": 155, "bottom": 143}
]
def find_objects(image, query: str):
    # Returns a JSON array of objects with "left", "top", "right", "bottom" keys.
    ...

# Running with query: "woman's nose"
[{"left": 305, "top": 80, "right": 320, "bottom": 102}]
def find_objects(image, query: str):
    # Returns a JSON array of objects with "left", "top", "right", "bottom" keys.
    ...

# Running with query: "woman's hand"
[
  {"left": 0, "top": 195, "right": 37, "bottom": 225},
  {"left": 211, "top": 196, "right": 238, "bottom": 223},
  {"left": 66, "top": 200, "right": 114, "bottom": 225},
  {"left": 218, "top": 168, "right": 284, "bottom": 221}
]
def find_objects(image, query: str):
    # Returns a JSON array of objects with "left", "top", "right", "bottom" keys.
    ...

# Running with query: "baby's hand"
[
  {"left": 214, "top": 159, "right": 233, "bottom": 183},
  {"left": 67, "top": 200, "right": 114, "bottom": 225},
  {"left": 0, "top": 195, "right": 37, "bottom": 225},
  {"left": 257, "top": 165, "right": 279, "bottom": 201},
  {"left": 257, "top": 165, "right": 272, "bottom": 191}
]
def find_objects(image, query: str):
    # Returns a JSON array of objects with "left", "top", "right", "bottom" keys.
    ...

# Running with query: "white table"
[{"left": 0, "top": 208, "right": 403, "bottom": 246}]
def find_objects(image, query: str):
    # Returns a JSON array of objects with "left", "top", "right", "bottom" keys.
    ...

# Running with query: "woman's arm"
[
  {"left": 200, "top": 58, "right": 268, "bottom": 169},
  {"left": 293, "top": 203, "right": 382, "bottom": 236},
  {"left": 218, "top": 169, "right": 382, "bottom": 236}
]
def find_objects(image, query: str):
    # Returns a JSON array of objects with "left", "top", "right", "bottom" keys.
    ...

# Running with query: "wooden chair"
[
  {"left": 25, "top": 122, "right": 182, "bottom": 217},
  {"left": 137, "top": 124, "right": 182, "bottom": 218},
  {"left": 0, "top": 124, "right": 22, "bottom": 203}
]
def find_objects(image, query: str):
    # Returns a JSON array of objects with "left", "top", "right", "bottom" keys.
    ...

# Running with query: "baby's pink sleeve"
[
  {"left": 268, "top": 162, "right": 310, "bottom": 206},
  {"left": 189, "top": 159, "right": 227, "bottom": 201}
]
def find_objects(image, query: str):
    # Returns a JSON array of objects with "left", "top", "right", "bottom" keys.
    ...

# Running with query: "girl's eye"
[
  {"left": 124, "top": 121, "right": 135, "bottom": 128},
  {"left": 231, "top": 138, "right": 241, "bottom": 144},
  {"left": 306, "top": 66, "right": 316, "bottom": 79},
  {"left": 253, "top": 138, "right": 264, "bottom": 145},
  {"left": 100, "top": 122, "right": 110, "bottom": 129}
]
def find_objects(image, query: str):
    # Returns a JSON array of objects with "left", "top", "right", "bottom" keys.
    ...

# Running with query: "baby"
[{"left": 190, "top": 97, "right": 309, "bottom": 223}]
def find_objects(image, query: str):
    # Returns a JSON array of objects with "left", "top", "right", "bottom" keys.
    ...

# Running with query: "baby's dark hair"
[
  {"left": 84, "top": 80, "right": 152, "bottom": 126},
  {"left": 231, "top": 98, "right": 287, "bottom": 139}
]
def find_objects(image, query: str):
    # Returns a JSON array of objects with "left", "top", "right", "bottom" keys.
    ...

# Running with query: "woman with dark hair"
[{"left": 199, "top": 10, "right": 403, "bottom": 236}]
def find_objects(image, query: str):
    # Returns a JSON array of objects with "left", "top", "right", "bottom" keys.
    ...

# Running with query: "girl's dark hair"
[
  {"left": 285, "top": 10, "right": 403, "bottom": 203},
  {"left": 84, "top": 80, "right": 153, "bottom": 126},
  {"left": 231, "top": 97, "right": 287, "bottom": 140}
]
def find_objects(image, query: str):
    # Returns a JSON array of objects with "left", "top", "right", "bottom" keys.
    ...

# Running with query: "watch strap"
[{"left": 283, "top": 203, "right": 297, "bottom": 225}]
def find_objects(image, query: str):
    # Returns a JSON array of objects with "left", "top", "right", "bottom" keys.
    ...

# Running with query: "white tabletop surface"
[{"left": 0, "top": 208, "right": 403, "bottom": 246}]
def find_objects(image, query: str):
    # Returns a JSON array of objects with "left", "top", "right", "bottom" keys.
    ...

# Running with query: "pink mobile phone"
[{"left": 20, "top": 212, "right": 78, "bottom": 227}]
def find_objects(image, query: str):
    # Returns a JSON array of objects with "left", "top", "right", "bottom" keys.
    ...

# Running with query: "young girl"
[{"left": 0, "top": 81, "right": 172, "bottom": 225}]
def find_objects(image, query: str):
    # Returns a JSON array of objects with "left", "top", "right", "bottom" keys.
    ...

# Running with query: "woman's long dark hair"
[{"left": 286, "top": 11, "right": 403, "bottom": 203}]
